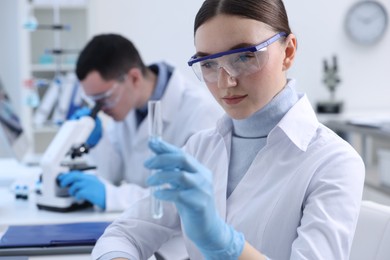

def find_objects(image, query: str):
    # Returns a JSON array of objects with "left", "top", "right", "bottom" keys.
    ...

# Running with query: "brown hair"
[{"left": 194, "top": 0, "right": 292, "bottom": 36}]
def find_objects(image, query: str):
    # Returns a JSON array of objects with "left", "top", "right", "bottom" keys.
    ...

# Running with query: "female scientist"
[{"left": 92, "top": 0, "right": 365, "bottom": 259}]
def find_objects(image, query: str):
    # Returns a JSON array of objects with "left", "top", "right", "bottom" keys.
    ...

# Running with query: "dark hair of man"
[
  {"left": 76, "top": 34, "right": 147, "bottom": 81},
  {"left": 194, "top": 0, "right": 292, "bottom": 36}
]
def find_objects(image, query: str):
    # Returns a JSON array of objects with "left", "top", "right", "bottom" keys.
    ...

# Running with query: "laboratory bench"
[
  {"left": 0, "top": 186, "right": 119, "bottom": 260},
  {"left": 0, "top": 187, "right": 118, "bottom": 226},
  {"left": 0, "top": 159, "right": 179, "bottom": 260},
  {"left": 0, "top": 158, "right": 119, "bottom": 260},
  {"left": 320, "top": 114, "right": 390, "bottom": 206}
]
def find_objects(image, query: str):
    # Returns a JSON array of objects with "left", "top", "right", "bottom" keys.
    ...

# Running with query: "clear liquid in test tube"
[{"left": 148, "top": 100, "right": 163, "bottom": 219}]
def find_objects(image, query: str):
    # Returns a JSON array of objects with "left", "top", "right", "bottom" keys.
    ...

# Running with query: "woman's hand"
[{"left": 144, "top": 138, "right": 244, "bottom": 259}]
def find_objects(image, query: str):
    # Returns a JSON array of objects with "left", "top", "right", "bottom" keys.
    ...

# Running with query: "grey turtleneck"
[{"left": 227, "top": 80, "right": 299, "bottom": 198}]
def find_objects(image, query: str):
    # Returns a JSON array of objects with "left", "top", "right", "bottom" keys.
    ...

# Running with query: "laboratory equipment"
[
  {"left": 25, "top": 0, "right": 82, "bottom": 126},
  {"left": 148, "top": 100, "right": 163, "bottom": 219},
  {"left": 24, "top": 0, "right": 38, "bottom": 31},
  {"left": 14, "top": 185, "right": 29, "bottom": 200},
  {"left": 316, "top": 55, "right": 343, "bottom": 114},
  {"left": 35, "top": 103, "right": 101, "bottom": 212},
  {"left": 0, "top": 76, "right": 40, "bottom": 164}
]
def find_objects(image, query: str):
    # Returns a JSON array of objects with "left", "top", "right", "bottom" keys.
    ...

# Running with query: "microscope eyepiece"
[{"left": 90, "top": 101, "right": 103, "bottom": 119}]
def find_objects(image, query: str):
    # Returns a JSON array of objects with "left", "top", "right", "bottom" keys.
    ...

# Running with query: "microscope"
[
  {"left": 35, "top": 103, "right": 101, "bottom": 212},
  {"left": 316, "top": 55, "right": 343, "bottom": 114}
]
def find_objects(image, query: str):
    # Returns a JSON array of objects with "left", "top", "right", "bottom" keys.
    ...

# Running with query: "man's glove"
[
  {"left": 145, "top": 139, "right": 244, "bottom": 259},
  {"left": 57, "top": 171, "right": 106, "bottom": 210},
  {"left": 70, "top": 107, "right": 102, "bottom": 148}
]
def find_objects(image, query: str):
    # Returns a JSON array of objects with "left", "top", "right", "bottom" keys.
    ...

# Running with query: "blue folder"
[{"left": 0, "top": 222, "right": 111, "bottom": 249}]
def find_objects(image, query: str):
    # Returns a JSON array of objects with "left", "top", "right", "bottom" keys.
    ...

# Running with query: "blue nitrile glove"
[
  {"left": 145, "top": 139, "right": 245, "bottom": 259},
  {"left": 70, "top": 107, "right": 102, "bottom": 148},
  {"left": 57, "top": 171, "right": 106, "bottom": 210}
]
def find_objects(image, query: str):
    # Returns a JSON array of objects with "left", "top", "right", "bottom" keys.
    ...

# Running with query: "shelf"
[
  {"left": 27, "top": 0, "right": 88, "bottom": 128},
  {"left": 33, "top": 0, "right": 87, "bottom": 10},
  {"left": 31, "top": 63, "right": 75, "bottom": 72},
  {"left": 33, "top": 5, "right": 86, "bottom": 10}
]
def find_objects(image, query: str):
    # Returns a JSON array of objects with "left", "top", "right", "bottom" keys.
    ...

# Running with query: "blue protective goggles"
[
  {"left": 81, "top": 75, "right": 126, "bottom": 109},
  {"left": 188, "top": 32, "right": 288, "bottom": 83}
]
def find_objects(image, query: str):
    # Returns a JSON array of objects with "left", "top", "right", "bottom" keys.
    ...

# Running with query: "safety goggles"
[
  {"left": 82, "top": 76, "right": 125, "bottom": 109},
  {"left": 188, "top": 32, "right": 288, "bottom": 83}
]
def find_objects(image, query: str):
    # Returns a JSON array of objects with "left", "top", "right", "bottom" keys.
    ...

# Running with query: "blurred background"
[{"left": 0, "top": 0, "right": 390, "bottom": 203}]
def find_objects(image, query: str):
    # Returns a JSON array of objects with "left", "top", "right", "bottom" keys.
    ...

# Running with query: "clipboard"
[{"left": 0, "top": 222, "right": 110, "bottom": 256}]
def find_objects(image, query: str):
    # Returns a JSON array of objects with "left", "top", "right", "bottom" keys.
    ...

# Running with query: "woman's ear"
[{"left": 282, "top": 34, "right": 297, "bottom": 71}]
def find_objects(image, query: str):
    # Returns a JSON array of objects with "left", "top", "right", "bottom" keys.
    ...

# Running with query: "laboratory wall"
[
  {"left": 0, "top": 0, "right": 389, "bottom": 122},
  {"left": 284, "top": 0, "right": 390, "bottom": 112},
  {"left": 87, "top": 0, "right": 204, "bottom": 84},
  {"left": 88, "top": 0, "right": 390, "bottom": 113}
]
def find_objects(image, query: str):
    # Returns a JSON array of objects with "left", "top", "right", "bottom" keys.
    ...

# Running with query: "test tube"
[{"left": 148, "top": 100, "right": 163, "bottom": 219}]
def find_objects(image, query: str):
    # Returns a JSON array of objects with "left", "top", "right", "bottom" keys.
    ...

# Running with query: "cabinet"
[
  {"left": 30, "top": 1, "right": 88, "bottom": 80},
  {"left": 28, "top": 0, "right": 89, "bottom": 152}
]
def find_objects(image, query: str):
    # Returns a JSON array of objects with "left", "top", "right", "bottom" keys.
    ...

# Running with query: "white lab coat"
[
  {"left": 89, "top": 67, "right": 223, "bottom": 211},
  {"left": 92, "top": 94, "right": 365, "bottom": 260},
  {"left": 90, "top": 66, "right": 222, "bottom": 259}
]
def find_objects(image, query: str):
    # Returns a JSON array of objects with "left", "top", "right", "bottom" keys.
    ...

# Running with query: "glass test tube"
[{"left": 148, "top": 100, "right": 163, "bottom": 219}]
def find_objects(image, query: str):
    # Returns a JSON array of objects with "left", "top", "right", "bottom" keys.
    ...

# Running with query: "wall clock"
[{"left": 345, "top": 1, "right": 388, "bottom": 45}]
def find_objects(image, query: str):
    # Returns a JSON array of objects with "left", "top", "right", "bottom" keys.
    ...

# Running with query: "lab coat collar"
[
  {"left": 216, "top": 94, "right": 319, "bottom": 152},
  {"left": 136, "top": 62, "right": 172, "bottom": 116},
  {"left": 216, "top": 114, "right": 233, "bottom": 137},
  {"left": 275, "top": 94, "right": 319, "bottom": 152}
]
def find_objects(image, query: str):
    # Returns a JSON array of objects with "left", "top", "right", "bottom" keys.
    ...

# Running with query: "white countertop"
[
  {"left": 0, "top": 187, "right": 119, "bottom": 226},
  {"left": 0, "top": 158, "right": 120, "bottom": 259}
]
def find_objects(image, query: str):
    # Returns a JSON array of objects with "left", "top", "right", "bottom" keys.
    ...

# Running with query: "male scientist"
[{"left": 57, "top": 33, "right": 222, "bottom": 212}]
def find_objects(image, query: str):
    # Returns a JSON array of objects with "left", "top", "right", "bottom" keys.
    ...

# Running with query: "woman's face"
[{"left": 194, "top": 14, "right": 296, "bottom": 119}]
